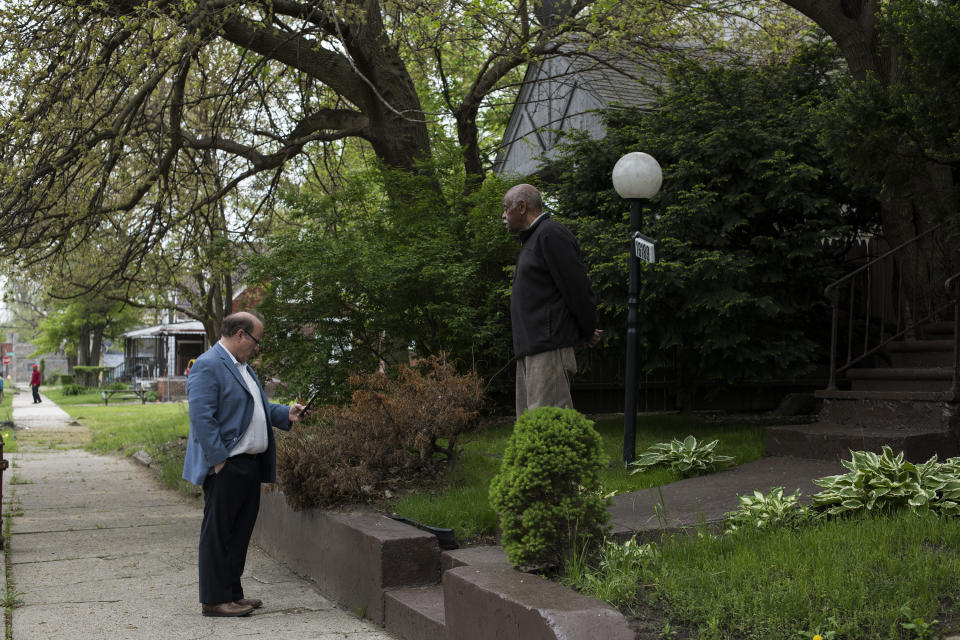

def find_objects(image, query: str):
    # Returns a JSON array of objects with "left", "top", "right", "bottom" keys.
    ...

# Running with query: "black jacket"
[{"left": 511, "top": 215, "right": 598, "bottom": 358}]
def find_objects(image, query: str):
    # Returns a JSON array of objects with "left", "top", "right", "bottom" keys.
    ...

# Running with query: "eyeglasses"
[{"left": 243, "top": 331, "right": 261, "bottom": 347}]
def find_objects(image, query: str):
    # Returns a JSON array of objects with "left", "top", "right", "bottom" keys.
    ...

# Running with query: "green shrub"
[
  {"left": 72, "top": 365, "right": 113, "bottom": 387},
  {"left": 59, "top": 374, "right": 74, "bottom": 385},
  {"left": 567, "top": 537, "right": 659, "bottom": 609},
  {"left": 61, "top": 384, "right": 89, "bottom": 396},
  {"left": 811, "top": 446, "right": 960, "bottom": 517},
  {"left": 106, "top": 381, "right": 128, "bottom": 390},
  {"left": 629, "top": 435, "right": 733, "bottom": 478},
  {"left": 489, "top": 407, "right": 610, "bottom": 568},
  {"left": 724, "top": 487, "right": 811, "bottom": 534},
  {"left": 144, "top": 390, "right": 159, "bottom": 402}
]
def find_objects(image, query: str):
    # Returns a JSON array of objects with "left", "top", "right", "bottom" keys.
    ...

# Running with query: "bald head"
[
  {"left": 502, "top": 184, "right": 543, "bottom": 233},
  {"left": 221, "top": 311, "right": 261, "bottom": 338},
  {"left": 219, "top": 311, "right": 264, "bottom": 363}
]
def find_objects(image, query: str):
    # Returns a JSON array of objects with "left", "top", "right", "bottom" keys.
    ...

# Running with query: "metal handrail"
[
  {"left": 946, "top": 272, "right": 960, "bottom": 396},
  {"left": 825, "top": 222, "right": 947, "bottom": 295},
  {"left": 825, "top": 216, "right": 959, "bottom": 391}
]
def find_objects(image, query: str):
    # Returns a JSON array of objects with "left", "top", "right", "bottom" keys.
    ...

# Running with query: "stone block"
[
  {"left": 443, "top": 565, "right": 633, "bottom": 640},
  {"left": 252, "top": 488, "right": 440, "bottom": 624},
  {"left": 384, "top": 585, "right": 446, "bottom": 640},
  {"left": 441, "top": 545, "right": 511, "bottom": 573}
]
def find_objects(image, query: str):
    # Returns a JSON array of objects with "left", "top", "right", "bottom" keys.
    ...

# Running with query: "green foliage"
[
  {"left": 60, "top": 384, "right": 90, "bottom": 396},
  {"left": 392, "top": 414, "right": 764, "bottom": 542},
  {"left": 143, "top": 390, "right": 158, "bottom": 403},
  {"left": 811, "top": 446, "right": 960, "bottom": 517},
  {"left": 819, "top": 1, "right": 960, "bottom": 191},
  {"left": 565, "top": 537, "right": 660, "bottom": 610},
  {"left": 250, "top": 158, "right": 515, "bottom": 407},
  {"left": 652, "top": 510, "right": 959, "bottom": 639},
  {"left": 489, "top": 407, "right": 610, "bottom": 567},
  {"left": 58, "top": 374, "right": 74, "bottom": 385},
  {"left": 72, "top": 366, "right": 113, "bottom": 387},
  {"left": 899, "top": 604, "right": 938, "bottom": 640},
  {"left": 724, "top": 487, "right": 811, "bottom": 534},
  {"left": 629, "top": 435, "right": 733, "bottom": 478},
  {"left": 33, "top": 294, "right": 140, "bottom": 364},
  {"left": 541, "top": 40, "right": 879, "bottom": 392}
]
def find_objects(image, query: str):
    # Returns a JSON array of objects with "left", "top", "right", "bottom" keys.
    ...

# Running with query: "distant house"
[
  {"left": 117, "top": 283, "right": 268, "bottom": 383},
  {"left": 120, "top": 320, "right": 207, "bottom": 381},
  {"left": 494, "top": 48, "right": 654, "bottom": 177}
]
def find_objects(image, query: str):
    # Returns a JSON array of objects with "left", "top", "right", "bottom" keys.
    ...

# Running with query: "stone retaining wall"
[{"left": 251, "top": 487, "right": 634, "bottom": 640}]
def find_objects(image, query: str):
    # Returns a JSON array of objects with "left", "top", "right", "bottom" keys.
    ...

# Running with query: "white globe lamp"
[{"left": 612, "top": 152, "right": 662, "bottom": 200}]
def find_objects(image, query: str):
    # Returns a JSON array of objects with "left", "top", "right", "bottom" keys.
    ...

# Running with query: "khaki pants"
[{"left": 515, "top": 347, "right": 577, "bottom": 418}]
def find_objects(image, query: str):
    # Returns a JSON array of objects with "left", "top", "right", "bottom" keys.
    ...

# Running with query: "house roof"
[
  {"left": 494, "top": 44, "right": 659, "bottom": 176},
  {"left": 122, "top": 321, "right": 206, "bottom": 339},
  {"left": 566, "top": 51, "right": 656, "bottom": 108}
]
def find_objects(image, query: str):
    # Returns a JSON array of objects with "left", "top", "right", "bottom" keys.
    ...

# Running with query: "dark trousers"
[
  {"left": 31, "top": 385, "right": 41, "bottom": 403},
  {"left": 198, "top": 454, "right": 262, "bottom": 604}
]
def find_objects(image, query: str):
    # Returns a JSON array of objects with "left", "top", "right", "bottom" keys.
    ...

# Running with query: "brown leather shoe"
[
  {"left": 201, "top": 601, "right": 254, "bottom": 617},
  {"left": 235, "top": 598, "right": 263, "bottom": 609}
]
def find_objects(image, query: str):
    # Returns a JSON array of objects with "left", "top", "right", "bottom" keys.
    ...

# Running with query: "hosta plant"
[
  {"left": 576, "top": 537, "right": 660, "bottom": 608},
  {"left": 629, "top": 435, "right": 733, "bottom": 478},
  {"left": 724, "top": 486, "right": 812, "bottom": 533},
  {"left": 810, "top": 446, "right": 960, "bottom": 517}
]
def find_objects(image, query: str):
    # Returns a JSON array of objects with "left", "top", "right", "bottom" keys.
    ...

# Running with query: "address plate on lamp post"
[{"left": 633, "top": 232, "right": 656, "bottom": 264}]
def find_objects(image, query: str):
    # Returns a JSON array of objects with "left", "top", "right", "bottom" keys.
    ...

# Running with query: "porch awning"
[{"left": 122, "top": 321, "right": 206, "bottom": 339}]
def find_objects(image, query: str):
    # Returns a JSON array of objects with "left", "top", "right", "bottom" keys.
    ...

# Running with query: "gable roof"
[{"left": 494, "top": 47, "right": 658, "bottom": 177}]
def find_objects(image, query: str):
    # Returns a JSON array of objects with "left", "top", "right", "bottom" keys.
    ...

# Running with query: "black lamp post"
[{"left": 612, "top": 152, "right": 662, "bottom": 466}]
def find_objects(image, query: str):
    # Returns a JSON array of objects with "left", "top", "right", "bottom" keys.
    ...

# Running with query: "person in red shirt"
[{"left": 30, "top": 364, "right": 42, "bottom": 403}]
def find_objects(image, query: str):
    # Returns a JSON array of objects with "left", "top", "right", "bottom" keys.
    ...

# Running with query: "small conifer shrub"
[{"left": 489, "top": 407, "right": 610, "bottom": 568}]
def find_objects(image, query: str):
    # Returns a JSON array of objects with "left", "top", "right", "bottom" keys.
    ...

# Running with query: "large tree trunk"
[
  {"left": 783, "top": 0, "right": 960, "bottom": 310},
  {"left": 77, "top": 323, "right": 92, "bottom": 366}
]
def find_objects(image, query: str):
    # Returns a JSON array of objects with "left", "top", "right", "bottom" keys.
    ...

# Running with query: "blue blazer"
[{"left": 182, "top": 343, "right": 292, "bottom": 486}]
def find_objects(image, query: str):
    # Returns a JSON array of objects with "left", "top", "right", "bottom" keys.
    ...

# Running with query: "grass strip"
[
  {"left": 44, "top": 388, "right": 196, "bottom": 496},
  {"left": 649, "top": 510, "right": 960, "bottom": 639},
  {"left": 0, "top": 392, "right": 14, "bottom": 455},
  {"left": 390, "top": 413, "right": 765, "bottom": 541}
]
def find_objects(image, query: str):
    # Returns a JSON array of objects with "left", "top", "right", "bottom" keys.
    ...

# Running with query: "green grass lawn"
[
  {"left": 615, "top": 510, "right": 960, "bottom": 639},
  {"left": 0, "top": 386, "right": 14, "bottom": 453},
  {"left": 44, "top": 387, "right": 195, "bottom": 495},
  {"left": 390, "top": 413, "right": 765, "bottom": 542}
]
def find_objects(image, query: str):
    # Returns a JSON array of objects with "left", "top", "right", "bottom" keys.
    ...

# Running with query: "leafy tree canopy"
[
  {"left": 783, "top": 0, "right": 960, "bottom": 304},
  {"left": 33, "top": 291, "right": 142, "bottom": 366},
  {"left": 0, "top": 0, "right": 727, "bottom": 282},
  {"left": 248, "top": 152, "right": 517, "bottom": 405}
]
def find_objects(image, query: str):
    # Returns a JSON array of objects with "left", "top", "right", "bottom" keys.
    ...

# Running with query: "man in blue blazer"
[{"left": 183, "top": 311, "right": 304, "bottom": 617}]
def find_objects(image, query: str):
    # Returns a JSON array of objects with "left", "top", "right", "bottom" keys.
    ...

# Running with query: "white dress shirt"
[{"left": 220, "top": 344, "right": 268, "bottom": 456}]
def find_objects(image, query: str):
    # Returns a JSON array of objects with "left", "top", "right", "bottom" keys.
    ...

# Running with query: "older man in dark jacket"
[{"left": 502, "top": 183, "right": 602, "bottom": 417}]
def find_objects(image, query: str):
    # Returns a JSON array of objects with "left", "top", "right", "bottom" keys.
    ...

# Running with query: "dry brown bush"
[{"left": 275, "top": 356, "right": 484, "bottom": 510}]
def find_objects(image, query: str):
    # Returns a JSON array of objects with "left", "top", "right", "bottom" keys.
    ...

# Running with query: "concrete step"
[
  {"left": 920, "top": 321, "right": 956, "bottom": 339},
  {"left": 382, "top": 542, "right": 634, "bottom": 640},
  {"left": 442, "top": 545, "right": 511, "bottom": 573},
  {"left": 886, "top": 340, "right": 954, "bottom": 368},
  {"left": 384, "top": 585, "right": 446, "bottom": 640},
  {"left": 847, "top": 367, "right": 953, "bottom": 391},
  {"left": 766, "top": 420, "right": 958, "bottom": 462},
  {"left": 443, "top": 565, "right": 634, "bottom": 640},
  {"left": 817, "top": 389, "right": 957, "bottom": 402}
]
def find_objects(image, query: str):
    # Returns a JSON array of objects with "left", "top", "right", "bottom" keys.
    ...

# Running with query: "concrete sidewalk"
[{"left": 3, "top": 388, "right": 398, "bottom": 640}]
